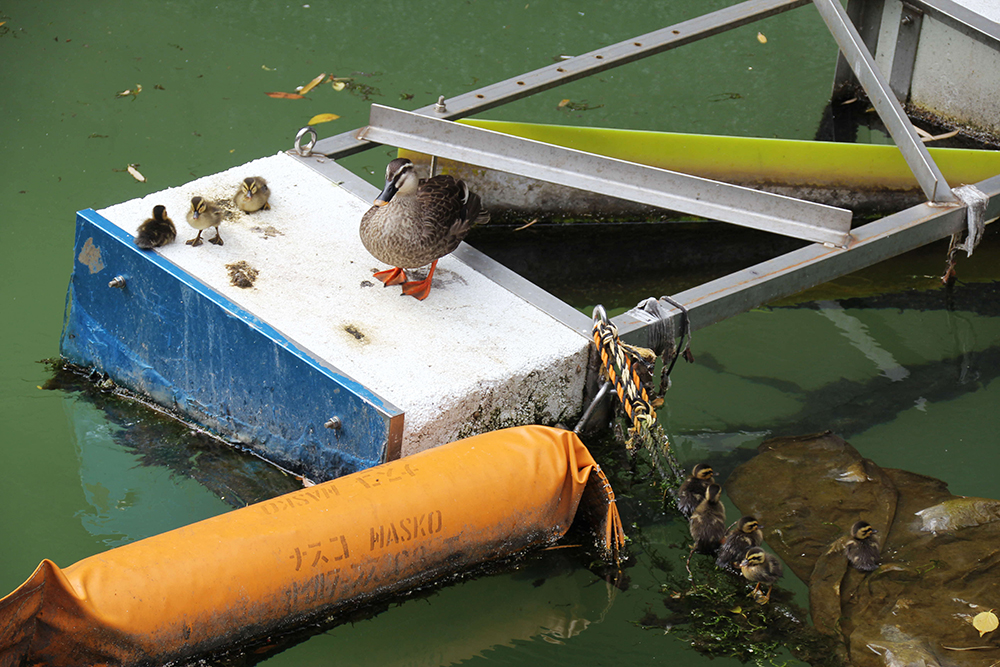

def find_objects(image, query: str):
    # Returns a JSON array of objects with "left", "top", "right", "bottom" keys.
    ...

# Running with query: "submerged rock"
[{"left": 726, "top": 432, "right": 1000, "bottom": 666}]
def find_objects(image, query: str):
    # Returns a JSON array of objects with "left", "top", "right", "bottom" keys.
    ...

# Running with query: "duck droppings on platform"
[{"left": 226, "top": 261, "right": 259, "bottom": 289}]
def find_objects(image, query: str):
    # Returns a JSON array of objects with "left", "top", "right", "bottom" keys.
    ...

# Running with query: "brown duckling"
[
  {"left": 845, "top": 520, "right": 880, "bottom": 572},
  {"left": 360, "top": 157, "right": 489, "bottom": 300},
  {"left": 234, "top": 176, "right": 271, "bottom": 212},
  {"left": 186, "top": 196, "right": 224, "bottom": 247},
  {"left": 716, "top": 515, "right": 763, "bottom": 571},
  {"left": 134, "top": 205, "right": 176, "bottom": 249},
  {"left": 740, "top": 547, "right": 783, "bottom": 603},
  {"left": 677, "top": 463, "right": 715, "bottom": 517},
  {"left": 689, "top": 483, "right": 726, "bottom": 554}
]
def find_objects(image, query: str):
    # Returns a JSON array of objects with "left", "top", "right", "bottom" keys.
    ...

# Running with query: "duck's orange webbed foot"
[
  {"left": 373, "top": 267, "right": 407, "bottom": 286},
  {"left": 400, "top": 278, "right": 432, "bottom": 300},
  {"left": 400, "top": 260, "right": 438, "bottom": 301}
]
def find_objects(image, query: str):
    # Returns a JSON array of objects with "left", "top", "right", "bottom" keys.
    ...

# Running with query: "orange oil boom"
[{"left": 0, "top": 425, "right": 624, "bottom": 666}]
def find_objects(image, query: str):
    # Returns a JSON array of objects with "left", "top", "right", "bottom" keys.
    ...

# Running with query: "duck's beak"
[
  {"left": 192, "top": 211, "right": 200, "bottom": 219},
  {"left": 374, "top": 178, "right": 399, "bottom": 206}
]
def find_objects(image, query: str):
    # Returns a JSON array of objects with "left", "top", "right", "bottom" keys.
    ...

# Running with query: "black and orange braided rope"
[{"left": 592, "top": 317, "right": 656, "bottom": 437}]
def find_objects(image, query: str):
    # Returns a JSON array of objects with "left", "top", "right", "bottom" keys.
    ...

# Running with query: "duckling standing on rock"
[
  {"left": 716, "top": 516, "right": 763, "bottom": 571},
  {"left": 690, "top": 483, "right": 726, "bottom": 554},
  {"left": 134, "top": 205, "right": 176, "bottom": 249},
  {"left": 186, "top": 196, "right": 224, "bottom": 247},
  {"left": 845, "top": 521, "right": 881, "bottom": 572},
  {"left": 740, "top": 547, "right": 783, "bottom": 603},
  {"left": 360, "top": 157, "right": 489, "bottom": 301},
  {"left": 677, "top": 463, "right": 715, "bottom": 517},
  {"left": 235, "top": 176, "right": 271, "bottom": 212}
]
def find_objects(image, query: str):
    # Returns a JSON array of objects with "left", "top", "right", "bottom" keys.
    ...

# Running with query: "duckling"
[
  {"left": 689, "top": 483, "right": 726, "bottom": 554},
  {"left": 134, "top": 205, "right": 176, "bottom": 249},
  {"left": 234, "top": 176, "right": 271, "bottom": 212},
  {"left": 677, "top": 463, "right": 715, "bottom": 517},
  {"left": 360, "top": 157, "right": 489, "bottom": 300},
  {"left": 186, "top": 196, "right": 224, "bottom": 247},
  {"left": 716, "top": 515, "right": 763, "bottom": 571},
  {"left": 845, "top": 520, "right": 880, "bottom": 572},
  {"left": 740, "top": 547, "right": 783, "bottom": 603}
]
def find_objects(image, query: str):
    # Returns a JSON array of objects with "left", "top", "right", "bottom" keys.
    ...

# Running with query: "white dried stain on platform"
[{"left": 98, "top": 152, "right": 588, "bottom": 455}]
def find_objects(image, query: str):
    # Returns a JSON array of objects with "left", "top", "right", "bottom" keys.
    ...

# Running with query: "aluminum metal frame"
[
  {"left": 297, "top": 0, "right": 811, "bottom": 161},
  {"left": 288, "top": 0, "right": 998, "bottom": 353},
  {"left": 358, "top": 105, "right": 853, "bottom": 246},
  {"left": 889, "top": 3, "right": 924, "bottom": 101},
  {"left": 814, "top": 0, "right": 957, "bottom": 203},
  {"left": 613, "top": 175, "right": 998, "bottom": 346},
  {"left": 906, "top": 0, "right": 1000, "bottom": 48},
  {"left": 833, "top": 0, "right": 885, "bottom": 95}
]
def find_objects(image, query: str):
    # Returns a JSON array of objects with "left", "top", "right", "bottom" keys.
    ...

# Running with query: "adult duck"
[{"left": 360, "top": 158, "right": 488, "bottom": 300}]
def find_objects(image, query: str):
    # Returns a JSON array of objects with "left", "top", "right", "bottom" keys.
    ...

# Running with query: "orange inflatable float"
[{"left": 0, "top": 425, "right": 624, "bottom": 666}]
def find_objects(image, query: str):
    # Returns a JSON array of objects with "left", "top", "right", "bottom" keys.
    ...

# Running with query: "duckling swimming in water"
[
  {"left": 235, "top": 176, "right": 271, "bottom": 212},
  {"left": 716, "top": 515, "right": 763, "bottom": 571},
  {"left": 689, "top": 483, "right": 726, "bottom": 554},
  {"left": 360, "top": 157, "right": 489, "bottom": 300},
  {"left": 845, "top": 520, "right": 880, "bottom": 572},
  {"left": 134, "top": 205, "right": 176, "bottom": 249},
  {"left": 677, "top": 463, "right": 715, "bottom": 517},
  {"left": 740, "top": 547, "right": 783, "bottom": 603},
  {"left": 186, "top": 196, "right": 224, "bottom": 247}
]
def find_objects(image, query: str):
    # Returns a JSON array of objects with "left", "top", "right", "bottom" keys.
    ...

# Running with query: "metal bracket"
[
  {"left": 358, "top": 105, "right": 853, "bottom": 246},
  {"left": 890, "top": 3, "right": 925, "bottom": 102}
]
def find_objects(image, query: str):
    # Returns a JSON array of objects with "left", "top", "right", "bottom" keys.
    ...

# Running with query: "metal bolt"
[
  {"left": 901, "top": 14, "right": 913, "bottom": 25},
  {"left": 324, "top": 416, "right": 342, "bottom": 430},
  {"left": 108, "top": 276, "right": 126, "bottom": 289},
  {"left": 434, "top": 95, "right": 447, "bottom": 113}
]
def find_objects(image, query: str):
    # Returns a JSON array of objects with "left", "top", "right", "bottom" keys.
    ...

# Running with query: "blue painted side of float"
[{"left": 61, "top": 209, "right": 403, "bottom": 482}]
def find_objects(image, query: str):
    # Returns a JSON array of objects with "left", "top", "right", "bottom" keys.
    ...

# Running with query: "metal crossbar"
[
  {"left": 358, "top": 106, "right": 852, "bottom": 246},
  {"left": 305, "top": 0, "right": 811, "bottom": 159}
]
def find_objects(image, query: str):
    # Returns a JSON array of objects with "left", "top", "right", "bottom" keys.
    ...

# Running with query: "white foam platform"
[{"left": 98, "top": 152, "right": 590, "bottom": 457}]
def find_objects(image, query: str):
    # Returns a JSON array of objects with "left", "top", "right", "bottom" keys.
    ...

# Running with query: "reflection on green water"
[{"left": 2, "top": 1, "right": 999, "bottom": 665}]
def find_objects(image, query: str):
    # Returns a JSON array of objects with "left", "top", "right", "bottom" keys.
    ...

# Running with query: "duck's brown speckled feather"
[{"left": 360, "top": 159, "right": 488, "bottom": 270}]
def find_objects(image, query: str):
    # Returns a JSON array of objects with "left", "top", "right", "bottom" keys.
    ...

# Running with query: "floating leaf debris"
[
  {"left": 973, "top": 610, "right": 998, "bottom": 637},
  {"left": 297, "top": 72, "right": 326, "bottom": 96},
  {"left": 126, "top": 164, "right": 146, "bottom": 182},
  {"left": 307, "top": 113, "right": 340, "bottom": 125}
]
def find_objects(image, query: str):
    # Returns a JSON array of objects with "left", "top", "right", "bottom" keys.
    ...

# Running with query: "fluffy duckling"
[
  {"left": 360, "top": 157, "right": 489, "bottom": 300},
  {"left": 716, "top": 516, "right": 763, "bottom": 571},
  {"left": 186, "top": 196, "right": 224, "bottom": 247},
  {"left": 677, "top": 463, "right": 715, "bottom": 517},
  {"left": 234, "top": 176, "right": 271, "bottom": 212},
  {"left": 845, "top": 521, "right": 880, "bottom": 572},
  {"left": 740, "top": 547, "right": 783, "bottom": 603},
  {"left": 134, "top": 205, "right": 176, "bottom": 249},
  {"left": 689, "top": 483, "right": 726, "bottom": 554}
]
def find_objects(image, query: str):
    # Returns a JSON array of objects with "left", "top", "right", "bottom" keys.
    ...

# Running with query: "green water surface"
[{"left": 2, "top": 2, "right": 998, "bottom": 666}]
